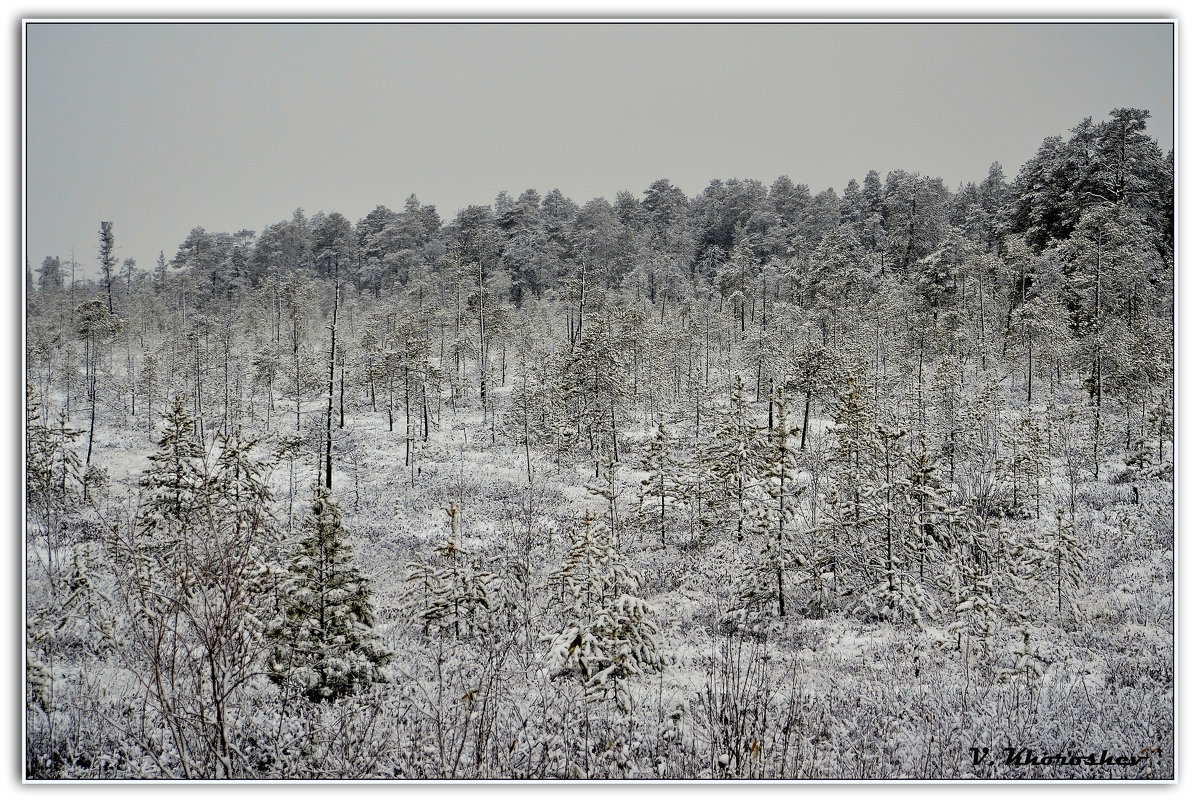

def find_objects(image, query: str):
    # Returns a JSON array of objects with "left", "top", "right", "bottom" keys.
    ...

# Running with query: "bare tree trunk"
[
  {"left": 522, "top": 368, "right": 532, "bottom": 485},
  {"left": 422, "top": 379, "right": 430, "bottom": 442},
  {"left": 800, "top": 387, "right": 812, "bottom": 451},
  {"left": 325, "top": 265, "right": 339, "bottom": 490},
  {"left": 293, "top": 317, "right": 301, "bottom": 432},
  {"left": 478, "top": 256, "right": 487, "bottom": 417},
  {"left": 572, "top": 261, "right": 587, "bottom": 353},
  {"left": 1027, "top": 335, "right": 1033, "bottom": 405},
  {"left": 84, "top": 371, "right": 97, "bottom": 501},
  {"left": 404, "top": 365, "right": 412, "bottom": 468}
]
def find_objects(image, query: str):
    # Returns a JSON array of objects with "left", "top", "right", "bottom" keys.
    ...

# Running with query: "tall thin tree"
[
  {"left": 98, "top": 221, "right": 116, "bottom": 314},
  {"left": 325, "top": 259, "right": 340, "bottom": 490}
]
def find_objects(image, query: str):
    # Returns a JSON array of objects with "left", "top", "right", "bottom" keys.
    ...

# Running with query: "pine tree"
[
  {"left": 562, "top": 314, "right": 629, "bottom": 467},
  {"left": 25, "top": 384, "right": 83, "bottom": 564},
  {"left": 36, "top": 255, "right": 65, "bottom": 292},
  {"left": 906, "top": 444, "right": 956, "bottom": 588},
  {"left": 1056, "top": 403, "right": 1092, "bottom": 519},
  {"left": 1147, "top": 390, "right": 1174, "bottom": 472},
  {"left": 639, "top": 418, "right": 685, "bottom": 548},
  {"left": 110, "top": 403, "right": 278, "bottom": 778},
  {"left": 955, "top": 377, "right": 1006, "bottom": 520},
  {"left": 946, "top": 519, "right": 997, "bottom": 672},
  {"left": 1024, "top": 508, "right": 1085, "bottom": 626},
  {"left": 25, "top": 385, "right": 109, "bottom": 736},
  {"left": 74, "top": 299, "right": 121, "bottom": 501},
  {"left": 731, "top": 388, "right": 803, "bottom": 623},
  {"left": 98, "top": 221, "right": 117, "bottom": 315},
  {"left": 138, "top": 353, "right": 160, "bottom": 436},
  {"left": 791, "top": 335, "right": 836, "bottom": 451},
  {"left": 996, "top": 627, "right": 1044, "bottom": 686},
  {"left": 865, "top": 424, "right": 941, "bottom": 628},
  {"left": 822, "top": 377, "right": 879, "bottom": 599},
  {"left": 269, "top": 485, "right": 390, "bottom": 702},
  {"left": 989, "top": 513, "right": 1044, "bottom": 625},
  {"left": 504, "top": 348, "right": 545, "bottom": 482},
  {"left": 549, "top": 511, "right": 663, "bottom": 710},
  {"left": 1000, "top": 410, "right": 1046, "bottom": 519},
  {"left": 134, "top": 397, "right": 209, "bottom": 565},
  {"left": 703, "top": 375, "right": 760, "bottom": 544},
  {"left": 404, "top": 502, "right": 494, "bottom": 639},
  {"left": 823, "top": 380, "right": 943, "bottom": 627},
  {"left": 671, "top": 386, "right": 718, "bottom": 546},
  {"left": 584, "top": 455, "right": 629, "bottom": 549}
]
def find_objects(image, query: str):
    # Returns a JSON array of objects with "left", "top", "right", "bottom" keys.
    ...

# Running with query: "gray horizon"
[{"left": 25, "top": 21, "right": 1174, "bottom": 278}]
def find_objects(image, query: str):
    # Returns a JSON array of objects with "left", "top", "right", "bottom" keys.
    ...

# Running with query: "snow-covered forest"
[{"left": 25, "top": 107, "right": 1173, "bottom": 780}]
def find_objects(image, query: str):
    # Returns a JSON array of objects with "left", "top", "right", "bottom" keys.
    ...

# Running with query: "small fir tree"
[
  {"left": 730, "top": 388, "right": 803, "bottom": 624},
  {"left": 1025, "top": 508, "right": 1085, "bottom": 626},
  {"left": 639, "top": 418, "right": 686, "bottom": 548},
  {"left": 404, "top": 502, "right": 494, "bottom": 639},
  {"left": 946, "top": 519, "right": 997, "bottom": 671},
  {"left": 550, "top": 511, "right": 664, "bottom": 710},
  {"left": 703, "top": 375, "right": 761, "bottom": 544},
  {"left": 999, "top": 410, "right": 1046, "bottom": 519},
  {"left": 109, "top": 404, "right": 277, "bottom": 778},
  {"left": 269, "top": 485, "right": 390, "bottom": 702}
]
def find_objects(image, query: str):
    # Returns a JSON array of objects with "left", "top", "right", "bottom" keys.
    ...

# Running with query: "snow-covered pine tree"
[
  {"left": 954, "top": 377, "right": 1005, "bottom": 520},
  {"left": 987, "top": 511, "right": 1046, "bottom": 626},
  {"left": 800, "top": 515, "right": 837, "bottom": 619},
  {"left": 403, "top": 502, "right": 494, "bottom": 639},
  {"left": 703, "top": 375, "right": 761, "bottom": 544},
  {"left": 137, "top": 352, "right": 160, "bottom": 437},
  {"left": 863, "top": 423, "right": 941, "bottom": 628},
  {"left": 790, "top": 334, "right": 836, "bottom": 452},
  {"left": 132, "top": 397, "right": 209, "bottom": 565},
  {"left": 905, "top": 443, "right": 956, "bottom": 590},
  {"left": 996, "top": 627, "right": 1044, "bottom": 686},
  {"left": 824, "top": 379, "right": 943, "bottom": 628},
  {"left": 25, "top": 384, "right": 83, "bottom": 578},
  {"left": 562, "top": 314, "right": 629, "bottom": 469},
  {"left": 549, "top": 511, "right": 664, "bottom": 710},
  {"left": 999, "top": 410, "right": 1046, "bottom": 519},
  {"left": 504, "top": 348, "right": 546, "bottom": 482},
  {"left": 547, "top": 371, "right": 581, "bottom": 469},
  {"left": 1056, "top": 402, "right": 1093, "bottom": 519},
  {"left": 639, "top": 418, "right": 686, "bottom": 548},
  {"left": 1146, "top": 389, "right": 1173, "bottom": 472},
  {"left": 1024, "top": 507, "right": 1086, "bottom": 627},
  {"left": 109, "top": 402, "right": 278, "bottom": 778},
  {"left": 927, "top": 351, "right": 963, "bottom": 483},
  {"left": 946, "top": 518, "right": 997, "bottom": 672},
  {"left": 730, "top": 388, "right": 803, "bottom": 624},
  {"left": 794, "top": 423, "right": 836, "bottom": 619},
  {"left": 1123, "top": 372, "right": 1172, "bottom": 507},
  {"left": 27, "top": 539, "right": 115, "bottom": 718},
  {"left": 821, "top": 377, "right": 880, "bottom": 601},
  {"left": 672, "top": 390, "right": 717, "bottom": 546},
  {"left": 586, "top": 454, "right": 629, "bottom": 548},
  {"left": 74, "top": 299, "right": 121, "bottom": 502},
  {"left": 269, "top": 485, "right": 390, "bottom": 702},
  {"left": 26, "top": 385, "right": 112, "bottom": 732}
]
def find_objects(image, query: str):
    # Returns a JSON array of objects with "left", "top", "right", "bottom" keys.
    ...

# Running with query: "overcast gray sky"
[{"left": 25, "top": 22, "right": 1174, "bottom": 276}]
